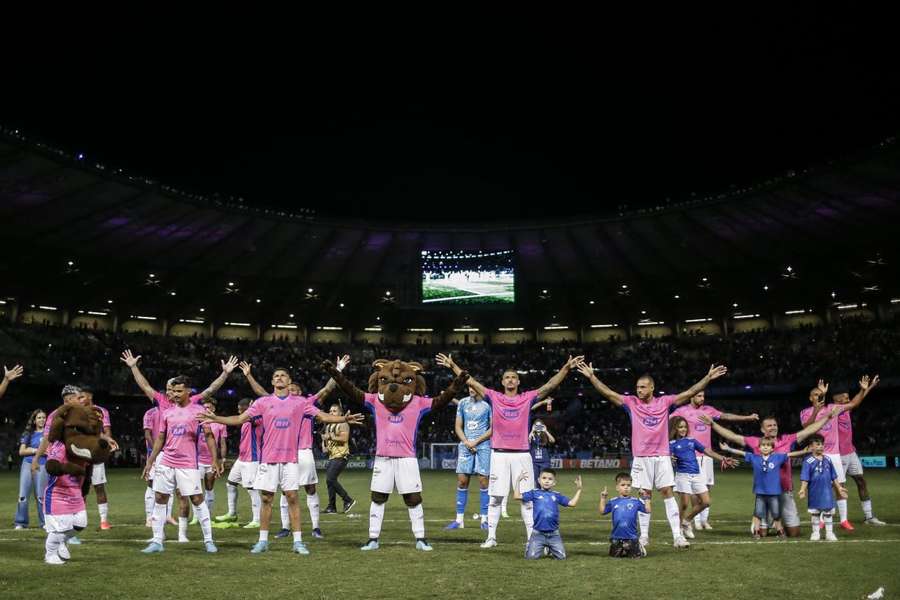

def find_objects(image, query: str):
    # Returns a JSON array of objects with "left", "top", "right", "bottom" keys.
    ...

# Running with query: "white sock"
[
  {"left": 862, "top": 499, "right": 873, "bottom": 520},
  {"left": 144, "top": 488, "right": 155, "bottom": 520},
  {"left": 45, "top": 532, "right": 64, "bottom": 558},
  {"left": 259, "top": 529, "right": 269, "bottom": 542},
  {"left": 369, "top": 502, "right": 385, "bottom": 540},
  {"left": 501, "top": 494, "right": 509, "bottom": 513},
  {"left": 824, "top": 512, "right": 834, "bottom": 535},
  {"left": 205, "top": 490, "right": 215, "bottom": 514},
  {"left": 280, "top": 495, "right": 290, "bottom": 530},
  {"left": 638, "top": 510, "right": 651, "bottom": 539},
  {"left": 152, "top": 503, "right": 167, "bottom": 544},
  {"left": 293, "top": 531, "right": 303, "bottom": 543},
  {"left": 195, "top": 502, "right": 213, "bottom": 543},
  {"left": 408, "top": 504, "right": 425, "bottom": 538},
  {"left": 701, "top": 507, "right": 710, "bottom": 524},
  {"left": 811, "top": 513, "right": 820, "bottom": 530},
  {"left": 456, "top": 513, "right": 465, "bottom": 524},
  {"left": 664, "top": 497, "right": 681, "bottom": 540},
  {"left": 227, "top": 484, "right": 238, "bottom": 516},
  {"left": 521, "top": 500, "right": 534, "bottom": 540},
  {"left": 307, "top": 493, "right": 320, "bottom": 530},
  {"left": 98, "top": 502, "right": 109, "bottom": 522},
  {"left": 249, "top": 489, "right": 261, "bottom": 522},
  {"left": 166, "top": 495, "right": 174, "bottom": 518},
  {"left": 836, "top": 498, "right": 848, "bottom": 522},
  {"left": 178, "top": 517, "right": 188, "bottom": 538},
  {"left": 488, "top": 499, "right": 501, "bottom": 539},
  {"left": 693, "top": 511, "right": 702, "bottom": 527}
]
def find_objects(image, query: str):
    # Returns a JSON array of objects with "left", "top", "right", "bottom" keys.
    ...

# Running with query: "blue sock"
[
  {"left": 455, "top": 487, "right": 468, "bottom": 517},
  {"left": 479, "top": 487, "right": 489, "bottom": 516}
]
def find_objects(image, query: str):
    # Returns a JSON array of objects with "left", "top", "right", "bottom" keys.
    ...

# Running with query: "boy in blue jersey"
[
  {"left": 513, "top": 468, "right": 581, "bottom": 559},
  {"left": 601, "top": 472, "right": 650, "bottom": 558},
  {"left": 799, "top": 434, "right": 848, "bottom": 542},
  {"left": 720, "top": 439, "right": 808, "bottom": 538},
  {"left": 446, "top": 387, "right": 493, "bottom": 530}
]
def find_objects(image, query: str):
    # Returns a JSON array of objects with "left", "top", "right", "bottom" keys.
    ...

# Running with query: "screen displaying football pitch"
[{"left": 421, "top": 250, "right": 514, "bottom": 305}]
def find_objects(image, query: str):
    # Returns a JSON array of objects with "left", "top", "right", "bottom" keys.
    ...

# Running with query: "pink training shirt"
[
  {"left": 143, "top": 407, "right": 160, "bottom": 453},
  {"left": 91, "top": 404, "right": 111, "bottom": 429},
  {"left": 159, "top": 403, "right": 208, "bottom": 469},
  {"left": 364, "top": 393, "right": 433, "bottom": 458},
  {"left": 296, "top": 394, "right": 321, "bottom": 450},
  {"left": 671, "top": 404, "right": 722, "bottom": 455},
  {"left": 247, "top": 394, "right": 322, "bottom": 463},
  {"left": 622, "top": 394, "right": 678, "bottom": 457},
  {"left": 837, "top": 409, "right": 856, "bottom": 455},
  {"left": 153, "top": 390, "right": 205, "bottom": 412},
  {"left": 44, "top": 441, "right": 86, "bottom": 515},
  {"left": 43, "top": 407, "right": 60, "bottom": 437},
  {"left": 744, "top": 433, "right": 798, "bottom": 492},
  {"left": 483, "top": 389, "right": 539, "bottom": 451},
  {"left": 198, "top": 422, "right": 227, "bottom": 465},
  {"left": 799, "top": 404, "right": 841, "bottom": 454},
  {"left": 238, "top": 416, "right": 263, "bottom": 462}
]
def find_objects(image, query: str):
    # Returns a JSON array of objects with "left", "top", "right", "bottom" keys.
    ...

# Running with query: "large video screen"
[{"left": 421, "top": 250, "right": 515, "bottom": 305}]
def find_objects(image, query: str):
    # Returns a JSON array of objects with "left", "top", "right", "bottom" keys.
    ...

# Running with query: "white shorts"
[
  {"left": 630, "top": 456, "right": 675, "bottom": 491},
  {"left": 841, "top": 452, "right": 863, "bottom": 477},
  {"left": 152, "top": 465, "right": 204, "bottom": 497},
  {"left": 781, "top": 491, "right": 800, "bottom": 528},
  {"left": 90, "top": 463, "right": 107, "bottom": 486},
  {"left": 699, "top": 455, "right": 715, "bottom": 486},
  {"left": 228, "top": 460, "right": 260, "bottom": 488},
  {"left": 488, "top": 451, "right": 534, "bottom": 497},
  {"left": 370, "top": 456, "right": 422, "bottom": 495},
  {"left": 44, "top": 510, "right": 88, "bottom": 534},
  {"left": 826, "top": 453, "right": 846, "bottom": 483},
  {"left": 296, "top": 449, "right": 318, "bottom": 486},
  {"left": 674, "top": 472, "right": 709, "bottom": 495},
  {"left": 147, "top": 454, "right": 163, "bottom": 481},
  {"left": 253, "top": 462, "right": 301, "bottom": 493},
  {"left": 199, "top": 464, "right": 212, "bottom": 477}
]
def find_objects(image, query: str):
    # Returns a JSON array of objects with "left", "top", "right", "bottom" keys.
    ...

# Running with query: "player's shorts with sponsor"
[
  {"left": 89, "top": 462, "right": 107, "bottom": 486},
  {"left": 296, "top": 448, "right": 318, "bottom": 485},
  {"left": 630, "top": 456, "right": 675, "bottom": 490},
  {"left": 699, "top": 455, "right": 715, "bottom": 486},
  {"left": 253, "top": 462, "right": 301, "bottom": 493},
  {"left": 152, "top": 465, "right": 204, "bottom": 497},
  {"left": 227, "top": 459, "right": 260, "bottom": 488},
  {"left": 371, "top": 456, "right": 422, "bottom": 494},
  {"left": 456, "top": 442, "right": 491, "bottom": 476},
  {"left": 488, "top": 450, "right": 534, "bottom": 497},
  {"left": 44, "top": 510, "right": 87, "bottom": 534},
  {"left": 674, "top": 472, "right": 708, "bottom": 495},
  {"left": 841, "top": 452, "right": 864, "bottom": 477},
  {"left": 826, "top": 453, "right": 846, "bottom": 483}
]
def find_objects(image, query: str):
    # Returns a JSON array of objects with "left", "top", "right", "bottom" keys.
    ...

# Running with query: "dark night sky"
[{"left": 4, "top": 14, "right": 898, "bottom": 222}]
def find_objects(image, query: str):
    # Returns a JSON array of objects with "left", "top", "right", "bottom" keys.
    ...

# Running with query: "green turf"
[{"left": 2, "top": 468, "right": 899, "bottom": 599}]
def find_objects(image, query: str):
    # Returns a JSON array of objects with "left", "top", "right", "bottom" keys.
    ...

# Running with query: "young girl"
[
  {"left": 14, "top": 410, "right": 47, "bottom": 529},
  {"left": 668, "top": 415, "right": 736, "bottom": 539}
]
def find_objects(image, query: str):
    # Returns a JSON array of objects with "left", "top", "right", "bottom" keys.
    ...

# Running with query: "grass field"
[
  {"left": 2, "top": 468, "right": 899, "bottom": 599},
  {"left": 422, "top": 279, "right": 514, "bottom": 304}
]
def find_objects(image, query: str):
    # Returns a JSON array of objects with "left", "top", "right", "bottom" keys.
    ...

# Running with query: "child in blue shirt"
[
  {"left": 798, "top": 433, "right": 848, "bottom": 542},
  {"left": 600, "top": 472, "right": 650, "bottom": 558},
  {"left": 513, "top": 468, "right": 581, "bottom": 560}
]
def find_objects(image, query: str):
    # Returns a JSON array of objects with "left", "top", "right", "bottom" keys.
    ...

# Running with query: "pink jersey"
[
  {"left": 671, "top": 404, "right": 722, "bottom": 454},
  {"left": 247, "top": 394, "right": 322, "bottom": 463},
  {"left": 153, "top": 390, "right": 205, "bottom": 412},
  {"left": 43, "top": 407, "right": 60, "bottom": 437},
  {"left": 143, "top": 407, "right": 160, "bottom": 452},
  {"left": 238, "top": 416, "right": 264, "bottom": 462},
  {"left": 43, "top": 441, "right": 86, "bottom": 515},
  {"left": 364, "top": 393, "right": 432, "bottom": 457},
  {"left": 745, "top": 433, "right": 798, "bottom": 491},
  {"left": 91, "top": 404, "right": 111, "bottom": 429},
  {"left": 799, "top": 404, "right": 841, "bottom": 454},
  {"left": 159, "top": 402, "right": 208, "bottom": 469},
  {"left": 622, "top": 394, "right": 678, "bottom": 457},
  {"left": 837, "top": 409, "right": 856, "bottom": 455},
  {"left": 296, "top": 394, "right": 321, "bottom": 449},
  {"left": 484, "top": 389, "right": 539, "bottom": 451},
  {"left": 198, "top": 422, "right": 227, "bottom": 465}
]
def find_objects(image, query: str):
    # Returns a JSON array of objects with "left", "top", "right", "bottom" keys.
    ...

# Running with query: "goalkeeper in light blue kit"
[{"left": 445, "top": 386, "right": 492, "bottom": 530}]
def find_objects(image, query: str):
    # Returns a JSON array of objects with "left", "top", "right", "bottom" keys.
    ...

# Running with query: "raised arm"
[
  {"left": 699, "top": 414, "right": 746, "bottom": 447},
  {"left": 801, "top": 380, "right": 828, "bottom": 427},
  {"left": 320, "top": 360, "right": 366, "bottom": 407},
  {"left": 313, "top": 355, "right": 351, "bottom": 403},
  {"left": 120, "top": 350, "right": 157, "bottom": 401},
  {"left": 431, "top": 370, "right": 472, "bottom": 412},
  {"left": 796, "top": 406, "right": 842, "bottom": 444},
  {"left": 531, "top": 397, "right": 552, "bottom": 411},
  {"left": 719, "top": 411, "right": 759, "bottom": 423},
  {"left": 314, "top": 410, "right": 364, "bottom": 425},
  {"left": 566, "top": 475, "right": 583, "bottom": 508},
  {"left": 576, "top": 361, "right": 625, "bottom": 407},
  {"left": 702, "top": 446, "right": 737, "bottom": 468},
  {"left": 435, "top": 353, "right": 487, "bottom": 398},
  {"left": 718, "top": 443, "right": 745, "bottom": 459},
  {"left": 1, "top": 364, "right": 24, "bottom": 399},
  {"left": 673, "top": 364, "right": 728, "bottom": 405},
  {"left": 239, "top": 361, "right": 269, "bottom": 397},
  {"left": 545, "top": 430, "right": 556, "bottom": 445},
  {"left": 787, "top": 448, "right": 810, "bottom": 458},
  {"left": 200, "top": 410, "right": 252, "bottom": 427},
  {"left": 199, "top": 356, "right": 239, "bottom": 399},
  {"left": 536, "top": 356, "right": 582, "bottom": 401},
  {"left": 843, "top": 374, "right": 880, "bottom": 413}
]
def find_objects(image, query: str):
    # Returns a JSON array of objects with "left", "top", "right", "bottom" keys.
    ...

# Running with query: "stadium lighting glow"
[
  {"left": 149, "top": 273, "right": 156, "bottom": 278},
  {"left": 169, "top": 291, "right": 176, "bottom": 296},
  {"left": 701, "top": 277, "right": 708, "bottom": 282},
  {"left": 543, "top": 325, "right": 568, "bottom": 330},
  {"left": 763, "top": 285, "right": 769, "bottom": 291},
  {"left": 784, "top": 309, "right": 806, "bottom": 315},
  {"left": 200, "top": 308, "right": 206, "bottom": 312},
  {"left": 498, "top": 327, "right": 524, "bottom": 331},
  {"left": 786, "top": 266, "right": 793, "bottom": 272},
  {"left": 107, "top": 299, "right": 114, "bottom": 304},
  {"left": 637, "top": 320, "right": 665, "bottom": 326},
  {"left": 621, "top": 284, "right": 628, "bottom": 289},
  {"left": 135, "top": 315, "right": 157, "bottom": 321},
  {"left": 317, "top": 326, "right": 343, "bottom": 331},
  {"left": 179, "top": 319, "right": 205, "bottom": 324},
  {"left": 640, "top": 310, "right": 647, "bottom": 315},
  {"left": 407, "top": 328, "right": 433, "bottom": 332},
  {"left": 453, "top": 327, "right": 480, "bottom": 332},
  {"left": 891, "top": 298, "right": 900, "bottom": 304},
  {"left": 255, "top": 298, "right": 261, "bottom": 303},
  {"left": 831, "top": 291, "right": 836, "bottom": 298},
  {"left": 228, "top": 282, "right": 235, "bottom": 286},
  {"left": 674, "top": 295, "right": 680, "bottom": 299},
  {"left": 837, "top": 303, "right": 866, "bottom": 310},
  {"left": 732, "top": 303, "right": 739, "bottom": 308},
  {"left": 364, "top": 327, "right": 383, "bottom": 332},
  {"left": 308, "top": 288, "right": 314, "bottom": 293},
  {"left": 542, "top": 289, "right": 548, "bottom": 294},
  {"left": 385, "top": 291, "right": 391, "bottom": 296},
  {"left": 67, "top": 261, "right": 74, "bottom": 266},
  {"left": 273, "top": 324, "right": 298, "bottom": 329},
  {"left": 589, "top": 300, "right": 595, "bottom": 304},
  {"left": 733, "top": 313, "right": 761, "bottom": 319},
  {"left": 224, "top": 321, "right": 251, "bottom": 327},
  {"left": 0, "top": 300, "right": 5, "bottom": 304},
  {"left": 87, "top": 311, "right": 108, "bottom": 316},
  {"left": 38, "top": 305, "right": 58, "bottom": 311},
  {"left": 339, "top": 303, "right": 345, "bottom": 307},
  {"left": 684, "top": 318, "right": 712, "bottom": 323},
  {"left": 590, "top": 324, "right": 618, "bottom": 328}
]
